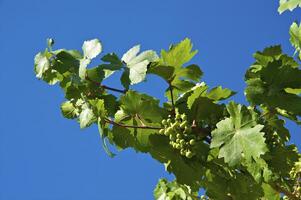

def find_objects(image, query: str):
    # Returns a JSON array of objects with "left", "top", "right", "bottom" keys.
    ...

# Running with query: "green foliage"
[
  {"left": 278, "top": 0, "right": 301, "bottom": 14},
  {"left": 34, "top": 3, "right": 301, "bottom": 199},
  {"left": 245, "top": 45, "right": 301, "bottom": 123},
  {"left": 211, "top": 102, "right": 267, "bottom": 167},
  {"left": 290, "top": 22, "right": 301, "bottom": 60},
  {"left": 79, "top": 39, "right": 102, "bottom": 79},
  {"left": 154, "top": 179, "right": 200, "bottom": 200},
  {"left": 121, "top": 45, "right": 158, "bottom": 85}
]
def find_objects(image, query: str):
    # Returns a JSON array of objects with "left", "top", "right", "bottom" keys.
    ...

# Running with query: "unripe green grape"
[
  {"left": 176, "top": 144, "right": 181, "bottom": 149},
  {"left": 169, "top": 135, "right": 176, "bottom": 141},
  {"left": 176, "top": 138, "right": 180, "bottom": 143},
  {"left": 180, "top": 139, "right": 185, "bottom": 145},
  {"left": 185, "top": 151, "right": 193, "bottom": 158},
  {"left": 182, "top": 114, "right": 187, "bottom": 121},
  {"left": 159, "top": 129, "right": 165, "bottom": 134},
  {"left": 162, "top": 119, "right": 167, "bottom": 125},
  {"left": 167, "top": 118, "right": 172, "bottom": 124},
  {"left": 176, "top": 133, "right": 181, "bottom": 138},
  {"left": 175, "top": 113, "right": 181, "bottom": 120},
  {"left": 189, "top": 139, "right": 196, "bottom": 145},
  {"left": 180, "top": 149, "right": 185, "bottom": 155}
]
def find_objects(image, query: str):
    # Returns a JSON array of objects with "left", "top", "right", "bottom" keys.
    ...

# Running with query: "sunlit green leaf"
[
  {"left": 122, "top": 45, "right": 158, "bottom": 84},
  {"left": 278, "top": 0, "right": 301, "bottom": 14},
  {"left": 211, "top": 102, "right": 267, "bottom": 166}
]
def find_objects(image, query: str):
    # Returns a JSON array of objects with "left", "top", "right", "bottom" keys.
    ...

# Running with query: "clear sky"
[{"left": 0, "top": 0, "right": 300, "bottom": 199}]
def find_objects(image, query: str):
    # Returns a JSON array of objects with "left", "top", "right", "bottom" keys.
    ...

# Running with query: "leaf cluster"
[{"left": 34, "top": 2, "right": 301, "bottom": 199}]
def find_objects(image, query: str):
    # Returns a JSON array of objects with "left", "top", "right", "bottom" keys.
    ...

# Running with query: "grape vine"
[{"left": 34, "top": 1, "right": 301, "bottom": 199}]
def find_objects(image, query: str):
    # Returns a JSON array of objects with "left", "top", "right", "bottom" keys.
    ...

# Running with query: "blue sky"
[{"left": 0, "top": 0, "right": 300, "bottom": 199}]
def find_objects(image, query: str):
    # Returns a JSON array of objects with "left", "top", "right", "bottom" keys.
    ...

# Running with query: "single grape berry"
[
  {"left": 169, "top": 134, "right": 176, "bottom": 141},
  {"left": 189, "top": 139, "right": 196, "bottom": 145},
  {"left": 185, "top": 151, "right": 193, "bottom": 158}
]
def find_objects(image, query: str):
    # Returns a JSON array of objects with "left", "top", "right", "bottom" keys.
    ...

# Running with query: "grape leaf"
[
  {"left": 245, "top": 61, "right": 301, "bottom": 116},
  {"left": 204, "top": 167, "right": 263, "bottom": 200},
  {"left": 278, "top": 0, "right": 301, "bottom": 14},
  {"left": 79, "top": 39, "right": 102, "bottom": 79},
  {"left": 262, "top": 183, "right": 280, "bottom": 200},
  {"left": 154, "top": 179, "right": 199, "bottom": 200},
  {"left": 82, "top": 39, "right": 102, "bottom": 59},
  {"left": 79, "top": 58, "right": 91, "bottom": 79},
  {"left": 119, "top": 90, "right": 166, "bottom": 123},
  {"left": 245, "top": 45, "right": 298, "bottom": 80},
  {"left": 150, "top": 38, "right": 202, "bottom": 101},
  {"left": 120, "top": 68, "right": 131, "bottom": 90},
  {"left": 78, "top": 103, "right": 95, "bottom": 128},
  {"left": 89, "top": 99, "right": 107, "bottom": 118},
  {"left": 206, "top": 86, "right": 236, "bottom": 102},
  {"left": 190, "top": 97, "right": 224, "bottom": 124},
  {"left": 211, "top": 102, "right": 267, "bottom": 166},
  {"left": 187, "top": 84, "right": 235, "bottom": 109},
  {"left": 186, "top": 83, "right": 209, "bottom": 109},
  {"left": 61, "top": 101, "right": 79, "bottom": 119},
  {"left": 266, "top": 145, "right": 300, "bottom": 177},
  {"left": 110, "top": 120, "right": 157, "bottom": 152},
  {"left": 100, "top": 53, "right": 123, "bottom": 79},
  {"left": 160, "top": 38, "right": 197, "bottom": 68},
  {"left": 290, "top": 22, "right": 301, "bottom": 60},
  {"left": 86, "top": 66, "right": 105, "bottom": 83},
  {"left": 243, "top": 158, "right": 273, "bottom": 183},
  {"left": 121, "top": 45, "right": 158, "bottom": 85},
  {"left": 34, "top": 52, "right": 50, "bottom": 79}
]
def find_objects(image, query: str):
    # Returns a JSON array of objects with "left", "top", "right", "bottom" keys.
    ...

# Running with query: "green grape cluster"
[{"left": 159, "top": 113, "right": 199, "bottom": 159}]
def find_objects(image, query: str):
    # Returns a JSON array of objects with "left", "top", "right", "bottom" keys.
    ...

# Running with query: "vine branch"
[
  {"left": 104, "top": 118, "right": 162, "bottom": 130},
  {"left": 85, "top": 74, "right": 127, "bottom": 94},
  {"left": 168, "top": 82, "right": 176, "bottom": 116}
]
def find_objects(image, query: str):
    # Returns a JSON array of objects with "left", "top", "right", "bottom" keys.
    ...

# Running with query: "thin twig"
[
  {"left": 168, "top": 83, "right": 176, "bottom": 116},
  {"left": 104, "top": 118, "right": 161, "bottom": 130},
  {"left": 85, "top": 74, "right": 126, "bottom": 94},
  {"left": 101, "top": 85, "right": 126, "bottom": 94}
]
